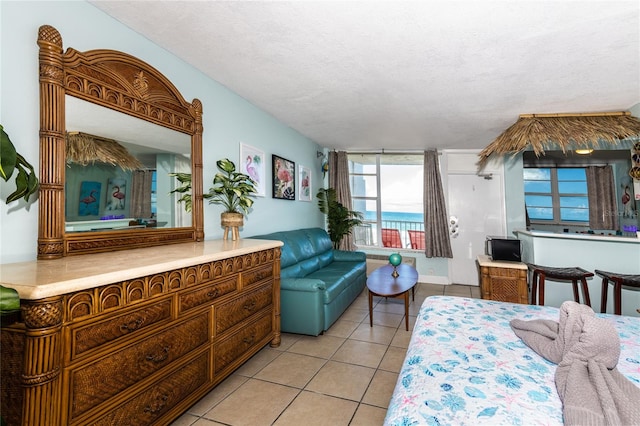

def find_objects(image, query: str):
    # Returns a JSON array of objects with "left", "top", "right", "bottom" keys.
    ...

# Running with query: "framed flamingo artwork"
[
  {"left": 298, "top": 165, "right": 312, "bottom": 201},
  {"left": 272, "top": 155, "right": 296, "bottom": 200},
  {"left": 78, "top": 181, "right": 101, "bottom": 216},
  {"left": 106, "top": 178, "right": 127, "bottom": 211},
  {"left": 239, "top": 143, "right": 266, "bottom": 197}
]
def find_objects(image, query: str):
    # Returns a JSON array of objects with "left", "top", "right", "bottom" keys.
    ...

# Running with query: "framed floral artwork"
[
  {"left": 298, "top": 165, "right": 312, "bottom": 201},
  {"left": 239, "top": 143, "right": 266, "bottom": 197},
  {"left": 272, "top": 154, "right": 295, "bottom": 200}
]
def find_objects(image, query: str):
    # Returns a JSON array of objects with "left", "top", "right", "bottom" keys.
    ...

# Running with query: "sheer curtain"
[
  {"left": 130, "top": 170, "right": 152, "bottom": 219},
  {"left": 586, "top": 165, "right": 619, "bottom": 230},
  {"left": 328, "top": 151, "right": 356, "bottom": 251},
  {"left": 423, "top": 150, "right": 453, "bottom": 258}
]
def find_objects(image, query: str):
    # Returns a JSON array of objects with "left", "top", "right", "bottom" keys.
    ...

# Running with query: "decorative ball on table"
[{"left": 389, "top": 253, "right": 402, "bottom": 278}]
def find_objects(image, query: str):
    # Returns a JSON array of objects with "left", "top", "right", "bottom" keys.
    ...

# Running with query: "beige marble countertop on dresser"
[
  {"left": 477, "top": 254, "right": 528, "bottom": 270},
  {"left": 0, "top": 239, "right": 283, "bottom": 300}
]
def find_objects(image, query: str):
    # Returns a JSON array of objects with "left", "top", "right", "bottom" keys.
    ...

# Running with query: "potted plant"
[
  {"left": 316, "top": 187, "right": 363, "bottom": 249},
  {"left": 0, "top": 124, "right": 39, "bottom": 204},
  {"left": 204, "top": 158, "right": 257, "bottom": 239},
  {"left": 169, "top": 172, "right": 193, "bottom": 212}
]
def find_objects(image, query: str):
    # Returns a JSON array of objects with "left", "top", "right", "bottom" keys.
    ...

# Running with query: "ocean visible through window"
[{"left": 364, "top": 211, "right": 424, "bottom": 229}]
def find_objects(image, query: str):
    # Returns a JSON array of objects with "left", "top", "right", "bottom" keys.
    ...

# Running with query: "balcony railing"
[{"left": 353, "top": 220, "right": 424, "bottom": 248}]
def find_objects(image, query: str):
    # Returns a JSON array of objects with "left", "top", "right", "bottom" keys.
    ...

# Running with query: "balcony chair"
[
  {"left": 381, "top": 228, "right": 402, "bottom": 248},
  {"left": 408, "top": 230, "right": 425, "bottom": 250}
]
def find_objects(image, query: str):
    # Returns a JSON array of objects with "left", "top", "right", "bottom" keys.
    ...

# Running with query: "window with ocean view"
[{"left": 348, "top": 153, "right": 424, "bottom": 249}]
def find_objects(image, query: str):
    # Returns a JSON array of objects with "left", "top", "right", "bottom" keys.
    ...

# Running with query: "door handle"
[{"left": 449, "top": 215, "right": 459, "bottom": 238}]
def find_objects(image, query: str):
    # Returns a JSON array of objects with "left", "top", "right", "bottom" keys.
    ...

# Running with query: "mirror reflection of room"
[
  {"left": 65, "top": 97, "right": 192, "bottom": 232},
  {"left": 523, "top": 147, "right": 640, "bottom": 237}
]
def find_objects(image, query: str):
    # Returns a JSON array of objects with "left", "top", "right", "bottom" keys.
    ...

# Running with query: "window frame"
[
  {"left": 524, "top": 166, "right": 589, "bottom": 225},
  {"left": 348, "top": 153, "right": 424, "bottom": 249}
]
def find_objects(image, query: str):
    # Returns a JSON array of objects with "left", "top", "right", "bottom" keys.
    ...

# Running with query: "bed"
[{"left": 384, "top": 296, "right": 640, "bottom": 425}]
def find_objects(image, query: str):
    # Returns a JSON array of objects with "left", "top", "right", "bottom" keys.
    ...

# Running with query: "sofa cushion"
[
  {"left": 250, "top": 228, "right": 334, "bottom": 275},
  {"left": 281, "top": 263, "right": 303, "bottom": 280},
  {"left": 273, "top": 232, "right": 300, "bottom": 268},
  {"left": 317, "top": 250, "right": 334, "bottom": 269},
  {"left": 307, "top": 261, "right": 366, "bottom": 304},
  {"left": 299, "top": 256, "right": 320, "bottom": 276},
  {"left": 303, "top": 228, "right": 334, "bottom": 255}
]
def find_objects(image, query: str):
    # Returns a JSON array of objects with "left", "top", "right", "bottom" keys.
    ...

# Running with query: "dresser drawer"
[
  {"left": 70, "top": 299, "right": 173, "bottom": 360},
  {"left": 215, "top": 284, "right": 272, "bottom": 335},
  {"left": 241, "top": 264, "right": 273, "bottom": 288},
  {"left": 69, "top": 312, "right": 209, "bottom": 419},
  {"left": 86, "top": 350, "right": 210, "bottom": 426},
  {"left": 214, "top": 312, "right": 273, "bottom": 374},
  {"left": 179, "top": 276, "right": 238, "bottom": 314}
]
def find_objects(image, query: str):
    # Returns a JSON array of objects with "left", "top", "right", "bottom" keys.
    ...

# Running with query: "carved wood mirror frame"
[{"left": 37, "top": 25, "right": 204, "bottom": 259}]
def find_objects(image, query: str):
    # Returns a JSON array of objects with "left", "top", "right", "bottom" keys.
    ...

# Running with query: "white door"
[{"left": 447, "top": 173, "right": 505, "bottom": 285}]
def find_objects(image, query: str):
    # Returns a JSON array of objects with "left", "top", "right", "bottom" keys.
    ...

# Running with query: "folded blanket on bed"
[{"left": 510, "top": 301, "right": 640, "bottom": 426}]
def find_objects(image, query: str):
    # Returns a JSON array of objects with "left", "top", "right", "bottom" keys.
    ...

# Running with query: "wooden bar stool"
[
  {"left": 596, "top": 270, "right": 640, "bottom": 315},
  {"left": 527, "top": 264, "right": 593, "bottom": 307}
]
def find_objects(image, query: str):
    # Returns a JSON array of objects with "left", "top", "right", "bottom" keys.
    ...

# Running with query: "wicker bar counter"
[{"left": 515, "top": 229, "right": 640, "bottom": 315}]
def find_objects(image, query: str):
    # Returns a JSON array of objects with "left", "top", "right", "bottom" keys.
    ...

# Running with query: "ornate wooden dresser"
[
  {"left": 477, "top": 254, "right": 529, "bottom": 304},
  {"left": 0, "top": 239, "right": 281, "bottom": 425}
]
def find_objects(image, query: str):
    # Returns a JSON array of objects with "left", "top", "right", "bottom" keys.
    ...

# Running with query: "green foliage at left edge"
[
  {"left": 0, "top": 125, "right": 39, "bottom": 204},
  {"left": 0, "top": 285, "right": 20, "bottom": 315}
]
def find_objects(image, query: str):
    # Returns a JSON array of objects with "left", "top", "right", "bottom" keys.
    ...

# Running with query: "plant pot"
[{"left": 221, "top": 212, "right": 244, "bottom": 240}]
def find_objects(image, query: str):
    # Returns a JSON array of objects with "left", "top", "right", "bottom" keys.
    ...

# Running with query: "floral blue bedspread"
[{"left": 384, "top": 296, "right": 640, "bottom": 426}]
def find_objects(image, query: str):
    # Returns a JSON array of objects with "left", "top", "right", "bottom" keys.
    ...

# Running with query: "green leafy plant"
[
  {"left": 0, "top": 285, "right": 20, "bottom": 315},
  {"left": 204, "top": 158, "right": 257, "bottom": 215},
  {"left": 0, "top": 125, "right": 39, "bottom": 204},
  {"left": 316, "top": 187, "right": 363, "bottom": 249},
  {"left": 0, "top": 284, "right": 20, "bottom": 426},
  {"left": 169, "top": 172, "right": 193, "bottom": 212}
]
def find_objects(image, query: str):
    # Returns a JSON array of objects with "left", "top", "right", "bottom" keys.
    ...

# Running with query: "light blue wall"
[{"left": 0, "top": 1, "right": 324, "bottom": 263}]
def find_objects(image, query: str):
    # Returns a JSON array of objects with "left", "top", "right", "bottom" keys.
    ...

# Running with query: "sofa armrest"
[
  {"left": 280, "top": 277, "right": 326, "bottom": 336},
  {"left": 333, "top": 250, "right": 366, "bottom": 262},
  {"left": 281, "top": 278, "right": 326, "bottom": 292}
]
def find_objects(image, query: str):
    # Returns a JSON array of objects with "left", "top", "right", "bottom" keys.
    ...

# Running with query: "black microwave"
[{"left": 485, "top": 236, "right": 522, "bottom": 262}]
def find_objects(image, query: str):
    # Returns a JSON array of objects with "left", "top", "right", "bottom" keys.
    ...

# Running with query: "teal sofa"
[{"left": 250, "top": 228, "right": 367, "bottom": 336}]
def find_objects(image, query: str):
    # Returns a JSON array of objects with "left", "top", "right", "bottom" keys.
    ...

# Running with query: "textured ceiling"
[{"left": 90, "top": 1, "right": 640, "bottom": 152}]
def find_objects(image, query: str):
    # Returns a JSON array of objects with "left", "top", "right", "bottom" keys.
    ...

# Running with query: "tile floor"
[{"left": 171, "top": 283, "right": 481, "bottom": 426}]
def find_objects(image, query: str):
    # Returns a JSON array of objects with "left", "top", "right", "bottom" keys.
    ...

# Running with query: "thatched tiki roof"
[
  {"left": 66, "top": 132, "right": 144, "bottom": 171},
  {"left": 478, "top": 112, "right": 640, "bottom": 165}
]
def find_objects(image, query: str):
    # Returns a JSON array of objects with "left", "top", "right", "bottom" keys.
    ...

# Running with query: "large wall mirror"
[
  {"left": 523, "top": 147, "right": 639, "bottom": 236},
  {"left": 37, "top": 25, "right": 204, "bottom": 259}
]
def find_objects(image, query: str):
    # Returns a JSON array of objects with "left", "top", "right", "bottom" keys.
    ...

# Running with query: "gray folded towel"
[{"left": 510, "top": 301, "right": 640, "bottom": 426}]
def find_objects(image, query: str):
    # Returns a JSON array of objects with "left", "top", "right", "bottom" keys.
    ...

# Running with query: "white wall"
[{"left": 0, "top": 1, "right": 324, "bottom": 263}]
